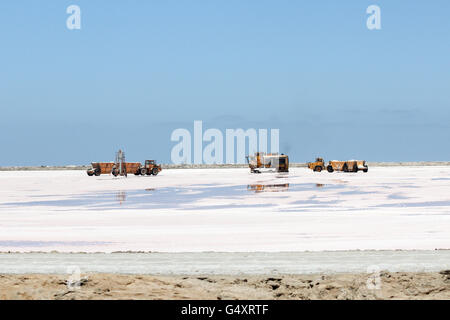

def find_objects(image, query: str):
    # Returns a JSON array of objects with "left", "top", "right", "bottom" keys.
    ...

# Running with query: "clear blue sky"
[{"left": 0, "top": 1, "right": 449, "bottom": 165}]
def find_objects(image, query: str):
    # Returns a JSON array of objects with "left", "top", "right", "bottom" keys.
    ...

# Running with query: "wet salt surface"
[
  {"left": 0, "top": 167, "right": 450, "bottom": 253},
  {"left": 0, "top": 183, "right": 347, "bottom": 210}
]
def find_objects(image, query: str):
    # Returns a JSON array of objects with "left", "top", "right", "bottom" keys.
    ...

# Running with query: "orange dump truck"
[
  {"left": 87, "top": 162, "right": 142, "bottom": 176},
  {"left": 87, "top": 160, "right": 162, "bottom": 176}
]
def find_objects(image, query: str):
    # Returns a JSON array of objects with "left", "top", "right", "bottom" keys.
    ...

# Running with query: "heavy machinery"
[
  {"left": 355, "top": 160, "right": 369, "bottom": 172},
  {"left": 87, "top": 161, "right": 161, "bottom": 176},
  {"left": 327, "top": 160, "right": 358, "bottom": 173},
  {"left": 307, "top": 158, "right": 368, "bottom": 173},
  {"left": 246, "top": 152, "right": 289, "bottom": 173},
  {"left": 87, "top": 162, "right": 142, "bottom": 176},
  {"left": 307, "top": 157, "right": 326, "bottom": 172},
  {"left": 87, "top": 150, "right": 162, "bottom": 177},
  {"left": 87, "top": 162, "right": 114, "bottom": 176},
  {"left": 327, "top": 160, "right": 368, "bottom": 173},
  {"left": 136, "top": 160, "right": 162, "bottom": 176},
  {"left": 111, "top": 162, "right": 141, "bottom": 176}
]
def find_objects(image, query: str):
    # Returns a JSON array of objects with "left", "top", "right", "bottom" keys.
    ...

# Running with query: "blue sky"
[{"left": 0, "top": 1, "right": 449, "bottom": 165}]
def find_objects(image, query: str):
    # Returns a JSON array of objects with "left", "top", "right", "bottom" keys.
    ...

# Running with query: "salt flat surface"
[
  {"left": 1, "top": 251, "right": 449, "bottom": 275},
  {"left": 0, "top": 167, "right": 449, "bottom": 252}
]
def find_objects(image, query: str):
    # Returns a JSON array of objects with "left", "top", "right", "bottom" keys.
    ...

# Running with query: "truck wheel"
[
  {"left": 112, "top": 169, "right": 118, "bottom": 177},
  {"left": 152, "top": 168, "right": 159, "bottom": 175},
  {"left": 363, "top": 167, "right": 368, "bottom": 173},
  {"left": 87, "top": 171, "right": 94, "bottom": 176},
  {"left": 94, "top": 169, "right": 101, "bottom": 176},
  {"left": 327, "top": 165, "right": 334, "bottom": 173},
  {"left": 140, "top": 168, "right": 147, "bottom": 175},
  {"left": 314, "top": 166, "right": 322, "bottom": 172}
]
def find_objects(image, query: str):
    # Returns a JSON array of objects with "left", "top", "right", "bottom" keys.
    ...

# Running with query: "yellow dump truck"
[
  {"left": 246, "top": 152, "right": 289, "bottom": 173},
  {"left": 307, "top": 158, "right": 368, "bottom": 173},
  {"left": 327, "top": 160, "right": 368, "bottom": 173},
  {"left": 356, "top": 160, "right": 369, "bottom": 172}
]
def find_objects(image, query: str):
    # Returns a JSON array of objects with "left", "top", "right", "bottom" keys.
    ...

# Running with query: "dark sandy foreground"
[{"left": 1, "top": 271, "right": 449, "bottom": 300}]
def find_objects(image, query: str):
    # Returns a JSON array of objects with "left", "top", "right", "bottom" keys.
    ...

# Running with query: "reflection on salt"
[
  {"left": 116, "top": 191, "right": 126, "bottom": 204},
  {"left": 0, "top": 183, "right": 355, "bottom": 211},
  {"left": 247, "top": 184, "right": 289, "bottom": 193},
  {"left": 0, "top": 240, "right": 113, "bottom": 247}
]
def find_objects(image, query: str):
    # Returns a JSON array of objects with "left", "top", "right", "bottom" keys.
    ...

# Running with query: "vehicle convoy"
[
  {"left": 246, "top": 152, "right": 289, "bottom": 173},
  {"left": 87, "top": 160, "right": 161, "bottom": 176},
  {"left": 307, "top": 158, "right": 368, "bottom": 173}
]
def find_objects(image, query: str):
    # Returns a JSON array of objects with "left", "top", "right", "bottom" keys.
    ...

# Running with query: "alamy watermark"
[
  {"left": 65, "top": 5, "right": 381, "bottom": 31},
  {"left": 66, "top": 265, "right": 82, "bottom": 290},
  {"left": 170, "top": 121, "right": 280, "bottom": 164},
  {"left": 366, "top": 265, "right": 382, "bottom": 290},
  {"left": 66, "top": 5, "right": 81, "bottom": 30},
  {"left": 366, "top": 5, "right": 381, "bottom": 30}
]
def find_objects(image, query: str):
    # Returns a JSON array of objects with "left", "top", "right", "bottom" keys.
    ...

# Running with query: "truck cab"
[{"left": 138, "top": 160, "right": 162, "bottom": 176}]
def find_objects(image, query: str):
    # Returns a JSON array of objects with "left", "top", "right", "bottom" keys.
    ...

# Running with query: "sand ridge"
[{"left": 1, "top": 271, "right": 449, "bottom": 300}]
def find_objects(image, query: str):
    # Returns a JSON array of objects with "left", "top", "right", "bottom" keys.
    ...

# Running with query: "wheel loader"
[{"left": 307, "top": 158, "right": 326, "bottom": 172}]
